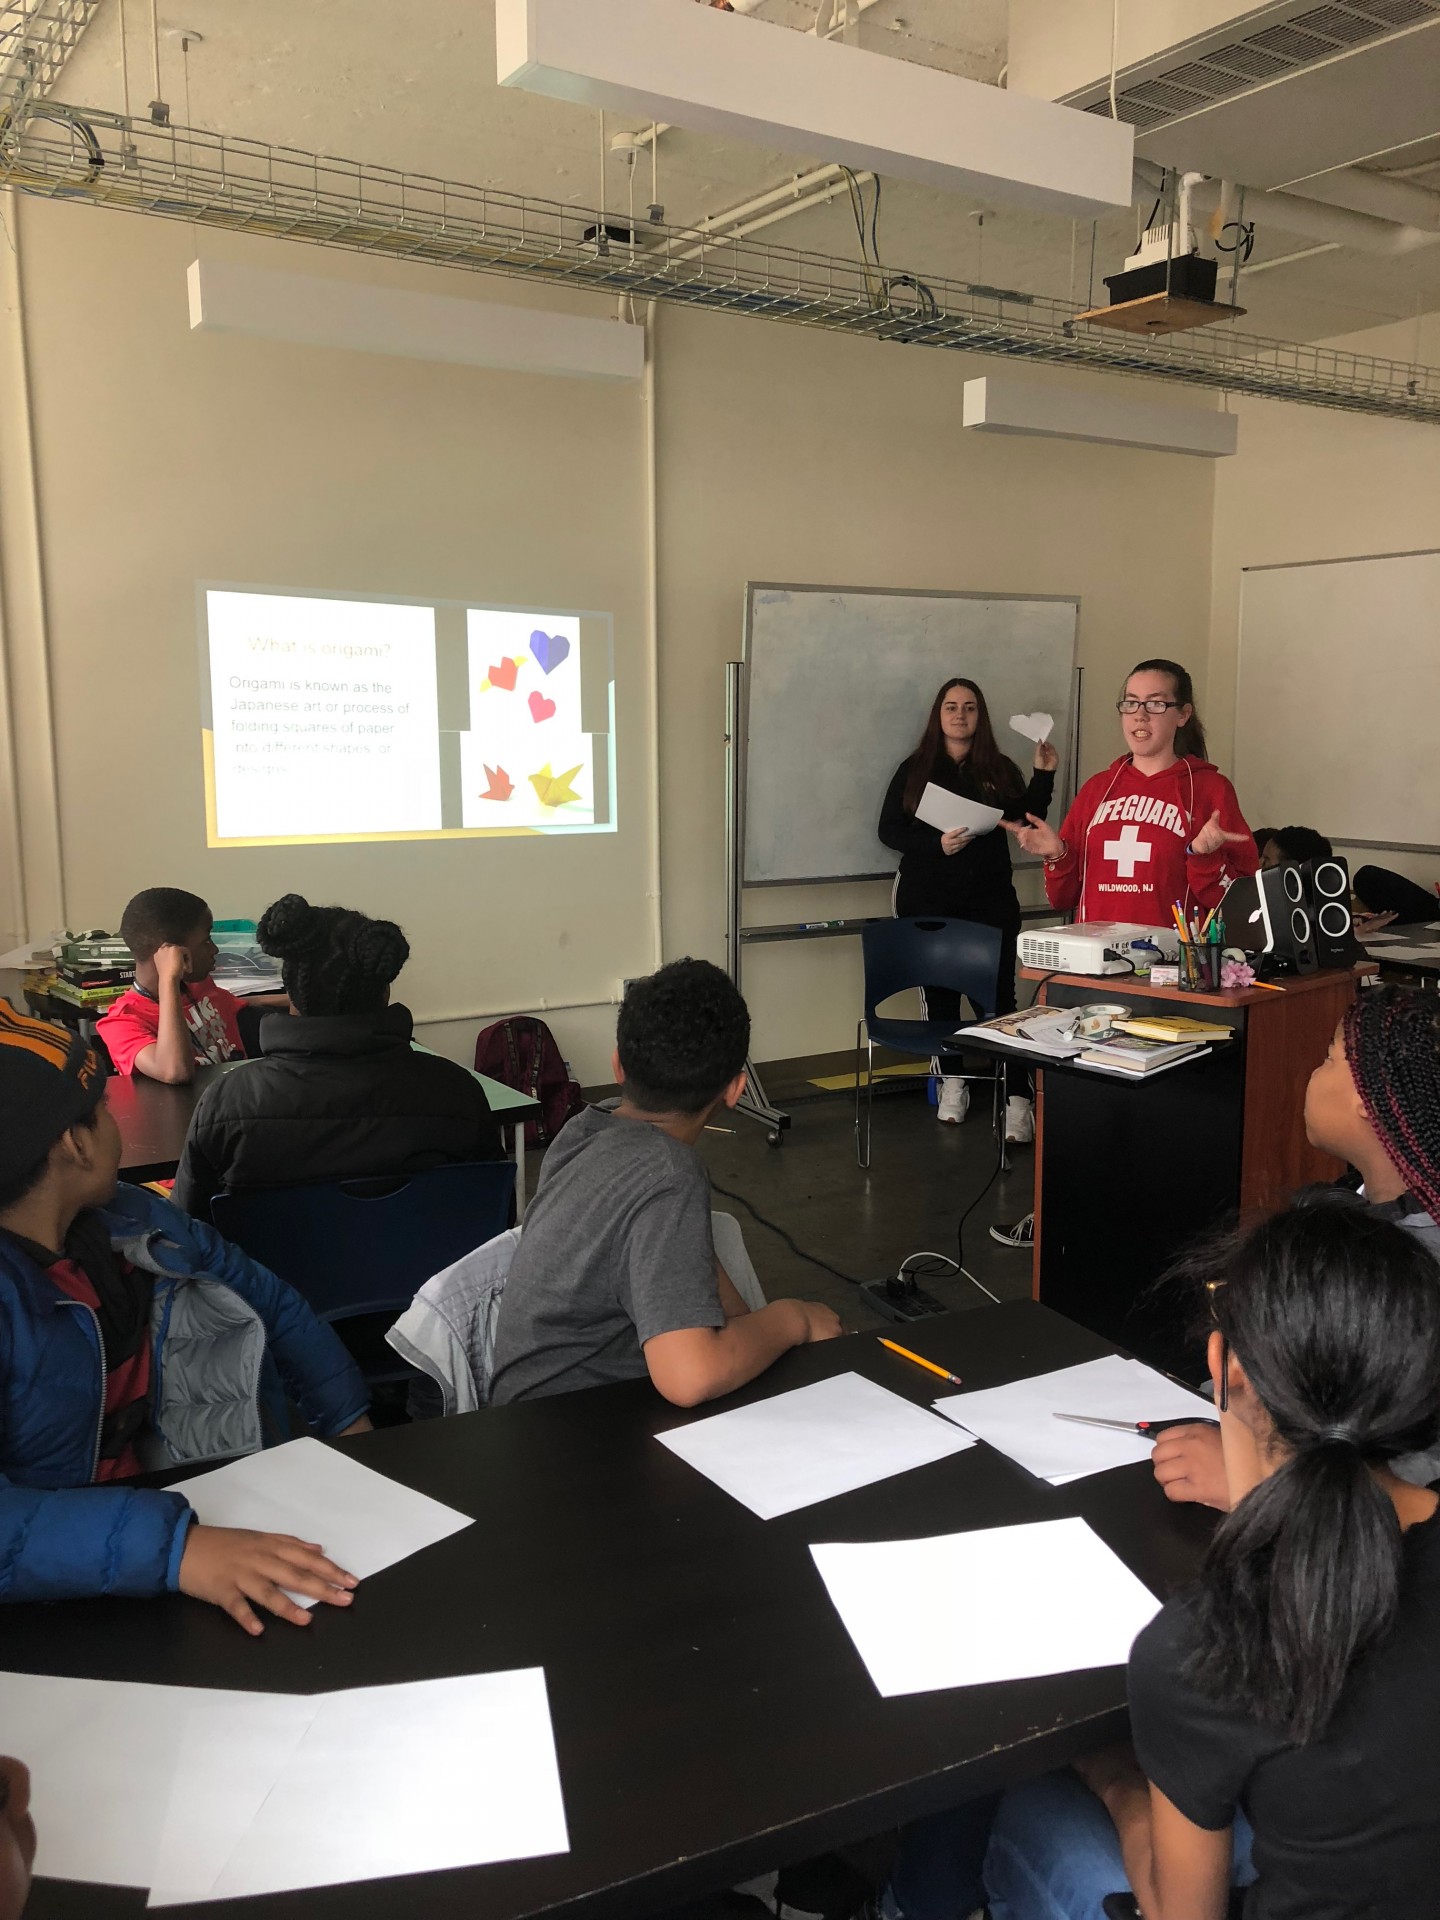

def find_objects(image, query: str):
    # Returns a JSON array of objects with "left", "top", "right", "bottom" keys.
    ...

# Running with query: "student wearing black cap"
[{"left": 0, "top": 1003, "right": 371, "bottom": 1633}]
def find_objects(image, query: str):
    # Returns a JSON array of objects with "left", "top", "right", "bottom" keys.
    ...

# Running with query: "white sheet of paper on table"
[
  {"left": 931, "top": 1354, "right": 1213, "bottom": 1483},
  {"left": 812, "top": 1516, "right": 1161, "bottom": 1697},
  {"left": 147, "top": 1691, "right": 321, "bottom": 1908},
  {"left": 166, "top": 1435, "right": 474, "bottom": 1604},
  {"left": 201, "top": 1671, "right": 569, "bottom": 1901},
  {"left": 656, "top": 1371, "right": 976, "bottom": 1520},
  {"left": 1371, "top": 943, "right": 1440, "bottom": 962},
  {"left": 1009, "top": 711, "right": 1055, "bottom": 745},
  {"left": 914, "top": 783, "right": 1004, "bottom": 838},
  {"left": 0, "top": 1670, "right": 192, "bottom": 1889}
]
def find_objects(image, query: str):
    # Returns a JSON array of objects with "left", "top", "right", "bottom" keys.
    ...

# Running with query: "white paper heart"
[{"left": 1010, "top": 711, "right": 1054, "bottom": 745}]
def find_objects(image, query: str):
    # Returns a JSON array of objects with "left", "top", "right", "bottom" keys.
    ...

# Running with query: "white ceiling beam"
[
  {"left": 187, "top": 259, "right": 645, "bottom": 383},
  {"left": 495, "top": 0, "right": 1133, "bottom": 220},
  {"left": 963, "top": 374, "right": 1238, "bottom": 459}
]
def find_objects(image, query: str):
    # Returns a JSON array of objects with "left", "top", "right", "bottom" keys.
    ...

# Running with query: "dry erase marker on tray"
[{"left": 879, "top": 1338, "right": 963, "bottom": 1389}]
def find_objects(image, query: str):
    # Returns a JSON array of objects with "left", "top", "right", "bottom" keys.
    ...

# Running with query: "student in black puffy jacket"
[{"left": 172, "top": 894, "right": 504, "bottom": 1222}]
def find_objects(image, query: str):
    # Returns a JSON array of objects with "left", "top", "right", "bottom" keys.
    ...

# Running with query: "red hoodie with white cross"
[{"left": 1043, "top": 753, "right": 1258, "bottom": 926}]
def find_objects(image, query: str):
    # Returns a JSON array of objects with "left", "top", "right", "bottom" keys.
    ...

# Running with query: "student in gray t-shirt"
[{"left": 489, "top": 959, "right": 842, "bottom": 1407}]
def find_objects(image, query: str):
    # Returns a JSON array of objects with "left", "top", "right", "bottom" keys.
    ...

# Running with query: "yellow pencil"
[
  {"left": 1248, "top": 979, "right": 1286, "bottom": 992},
  {"left": 879, "top": 1338, "right": 963, "bottom": 1388}
]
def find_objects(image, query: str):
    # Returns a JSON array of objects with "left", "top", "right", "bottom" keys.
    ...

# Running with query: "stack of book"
[
  {"left": 1077, "top": 1016, "right": 1233, "bottom": 1077},
  {"left": 48, "top": 934, "right": 134, "bottom": 1011}
]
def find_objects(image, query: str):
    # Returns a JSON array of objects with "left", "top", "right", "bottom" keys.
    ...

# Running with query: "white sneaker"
[
  {"left": 1005, "top": 1095, "right": 1035, "bottom": 1144},
  {"left": 937, "top": 1076, "right": 970, "bottom": 1124}
]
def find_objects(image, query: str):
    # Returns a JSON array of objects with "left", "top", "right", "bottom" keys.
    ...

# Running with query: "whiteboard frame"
[
  {"left": 1236, "top": 545, "right": 1440, "bottom": 855},
  {"left": 739, "top": 580, "right": 1082, "bottom": 888}
]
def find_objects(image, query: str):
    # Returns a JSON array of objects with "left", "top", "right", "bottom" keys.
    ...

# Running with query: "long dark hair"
[
  {"left": 901, "top": 677, "right": 1024, "bottom": 814},
  {"left": 1181, "top": 1203, "right": 1440, "bottom": 1743},
  {"left": 1124, "top": 657, "right": 1208, "bottom": 761},
  {"left": 257, "top": 893, "right": 409, "bottom": 1017}
]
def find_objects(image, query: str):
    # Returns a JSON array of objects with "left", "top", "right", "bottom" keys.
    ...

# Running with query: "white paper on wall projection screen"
[
  {"left": 200, "top": 586, "right": 616, "bottom": 846},
  {"left": 206, "top": 590, "right": 442, "bottom": 840}
]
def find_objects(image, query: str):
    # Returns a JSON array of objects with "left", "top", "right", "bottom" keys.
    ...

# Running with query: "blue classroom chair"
[
  {"left": 855, "top": 916, "right": 1006, "bottom": 1169},
  {"left": 212, "top": 1161, "right": 518, "bottom": 1388}
]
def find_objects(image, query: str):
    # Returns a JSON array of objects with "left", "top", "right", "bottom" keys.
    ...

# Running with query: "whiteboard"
[
  {"left": 1236, "top": 550, "right": 1440, "bottom": 849},
  {"left": 742, "top": 584, "right": 1079, "bottom": 886}
]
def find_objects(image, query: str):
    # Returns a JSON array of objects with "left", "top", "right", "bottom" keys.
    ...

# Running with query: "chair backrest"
[
  {"left": 860, "top": 917, "right": 1005, "bottom": 1024},
  {"left": 212, "top": 1161, "right": 518, "bottom": 1323}
]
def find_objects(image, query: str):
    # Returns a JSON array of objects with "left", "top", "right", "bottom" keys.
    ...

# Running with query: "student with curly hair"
[
  {"left": 489, "top": 959, "right": 841, "bottom": 1407},
  {"left": 172, "top": 894, "right": 503, "bottom": 1221},
  {"left": 1154, "top": 984, "right": 1440, "bottom": 1512}
]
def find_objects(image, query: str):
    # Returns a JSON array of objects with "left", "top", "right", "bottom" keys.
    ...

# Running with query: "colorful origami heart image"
[
  {"left": 488, "top": 657, "right": 518, "bottom": 692},
  {"left": 530, "top": 630, "right": 570, "bottom": 675},
  {"left": 479, "top": 765, "right": 514, "bottom": 801},
  {"left": 530, "top": 763, "right": 583, "bottom": 808},
  {"left": 528, "top": 691, "right": 556, "bottom": 723}
]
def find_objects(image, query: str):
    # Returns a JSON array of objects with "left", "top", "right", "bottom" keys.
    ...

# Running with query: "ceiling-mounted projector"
[{"left": 495, "top": 0, "right": 1133, "bottom": 221}]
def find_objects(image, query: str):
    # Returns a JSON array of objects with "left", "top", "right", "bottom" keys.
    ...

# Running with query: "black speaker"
[
  {"left": 1304, "top": 855, "right": 1364, "bottom": 969},
  {"left": 1220, "top": 864, "right": 1318, "bottom": 975}
]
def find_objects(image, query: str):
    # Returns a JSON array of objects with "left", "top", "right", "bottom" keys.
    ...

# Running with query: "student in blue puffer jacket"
[{"left": 0, "top": 1002, "right": 372, "bottom": 1634}]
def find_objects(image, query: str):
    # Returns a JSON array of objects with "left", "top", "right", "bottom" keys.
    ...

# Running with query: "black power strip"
[{"left": 860, "top": 1275, "right": 950, "bottom": 1323}]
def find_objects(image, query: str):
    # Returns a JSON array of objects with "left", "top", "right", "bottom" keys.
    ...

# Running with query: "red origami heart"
[
  {"left": 529, "top": 691, "right": 556, "bottom": 723},
  {"left": 489, "top": 658, "right": 518, "bottom": 691}
]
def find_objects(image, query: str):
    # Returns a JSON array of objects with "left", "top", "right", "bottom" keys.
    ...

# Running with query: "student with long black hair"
[
  {"left": 878, "top": 678, "right": 1056, "bottom": 1136},
  {"left": 980, "top": 1203, "right": 1440, "bottom": 1920}
]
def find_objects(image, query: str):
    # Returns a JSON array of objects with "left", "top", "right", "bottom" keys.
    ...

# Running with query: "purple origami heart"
[{"left": 530, "top": 630, "right": 570, "bottom": 675}]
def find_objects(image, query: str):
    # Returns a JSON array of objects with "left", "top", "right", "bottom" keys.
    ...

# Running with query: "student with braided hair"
[
  {"left": 1154, "top": 983, "right": 1440, "bottom": 1511},
  {"left": 172, "top": 894, "right": 504, "bottom": 1221}
]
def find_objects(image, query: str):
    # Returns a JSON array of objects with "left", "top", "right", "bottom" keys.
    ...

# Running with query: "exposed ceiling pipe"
[
  {"left": 671, "top": 167, "right": 872, "bottom": 260},
  {"left": 1188, "top": 176, "right": 1440, "bottom": 258},
  {"left": 687, "top": 162, "right": 850, "bottom": 237},
  {"left": 1277, "top": 167, "right": 1440, "bottom": 234}
]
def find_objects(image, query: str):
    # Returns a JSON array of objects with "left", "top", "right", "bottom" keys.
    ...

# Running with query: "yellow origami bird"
[{"left": 530, "top": 762, "right": 583, "bottom": 807}]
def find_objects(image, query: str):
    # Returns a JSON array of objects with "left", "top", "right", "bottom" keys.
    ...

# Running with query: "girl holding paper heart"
[
  {"left": 1004, "top": 658, "right": 1257, "bottom": 928},
  {"left": 879, "top": 678, "right": 1057, "bottom": 1136}
]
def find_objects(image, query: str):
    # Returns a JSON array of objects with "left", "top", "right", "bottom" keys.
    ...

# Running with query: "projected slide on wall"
[{"left": 201, "top": 586, "right": 615, "bottom": 847}]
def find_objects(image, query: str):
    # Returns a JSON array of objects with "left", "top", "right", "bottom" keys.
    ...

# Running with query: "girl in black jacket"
[
  {"left": 172, "top": 894, "right": 503, "bottom": 1220},
  {"left": 878, "top": 678, "right": 1056, "bottom": 1133}
]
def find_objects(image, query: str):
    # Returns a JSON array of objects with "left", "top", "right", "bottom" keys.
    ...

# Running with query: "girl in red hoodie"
[{"left": 1005, "top": 658, "right": 1258, "bottom": 927}]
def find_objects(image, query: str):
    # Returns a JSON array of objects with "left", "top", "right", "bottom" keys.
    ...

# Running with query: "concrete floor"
[{"left": 693, "top": 1068, "right": 1038, "bottom": 1327}]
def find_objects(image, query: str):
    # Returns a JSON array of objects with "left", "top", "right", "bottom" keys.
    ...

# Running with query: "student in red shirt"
[
  {"left": 99, "top": 888, "right": 265, "bottom": 1082},
  {"left": 1005, "top": 658, "right": 1258, "bottom": 928}
]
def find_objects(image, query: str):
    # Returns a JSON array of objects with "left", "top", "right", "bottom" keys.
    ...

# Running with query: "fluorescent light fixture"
[
  {"left": 187, "top": 258, "right": 645, "bottom": 382},
  {"left": 496, "top": 0, "right": 1133, "bottom": 220},
  {"left": 962, "top": 374, "right": 1238, "bottom": 458}
]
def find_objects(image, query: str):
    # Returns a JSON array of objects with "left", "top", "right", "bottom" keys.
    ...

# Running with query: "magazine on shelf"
[{"left": 960, "top": 1008, "right": 1089, "bottom": 1060}]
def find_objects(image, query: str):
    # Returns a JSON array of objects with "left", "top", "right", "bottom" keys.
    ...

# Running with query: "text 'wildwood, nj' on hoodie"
[{"left": 1043, "top": 754, "right": 1258, "bottom": 926}]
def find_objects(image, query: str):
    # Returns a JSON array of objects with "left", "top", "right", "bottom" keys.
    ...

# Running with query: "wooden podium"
[{"left": 1025, "top": 966, "right": 1367, "bottom": 1377}]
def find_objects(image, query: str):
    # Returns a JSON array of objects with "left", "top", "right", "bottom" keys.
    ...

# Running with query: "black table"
[
  {"left": 7, "top": 1302, "right": 1213, "bottom": 1920},
  {"left": 107, "top": 1058, "right": 543, "bottom": 1207}
]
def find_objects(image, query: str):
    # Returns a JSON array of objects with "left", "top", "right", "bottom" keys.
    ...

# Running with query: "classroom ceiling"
[{"left": 52, "top": 0, "right": 1440, "bottom": 351}]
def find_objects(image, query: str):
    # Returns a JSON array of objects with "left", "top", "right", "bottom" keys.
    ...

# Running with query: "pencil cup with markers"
[
  {"left": 1178, "top": 939, "right": 1222, "bottom": 992},
  {"left": 1172, "top": 905, "right": 1224, "bottom": 993}
]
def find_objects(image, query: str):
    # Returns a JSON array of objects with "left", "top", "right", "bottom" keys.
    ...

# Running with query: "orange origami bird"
[{"left": 480, "top": 764, "right": 514, "bottom": 801}]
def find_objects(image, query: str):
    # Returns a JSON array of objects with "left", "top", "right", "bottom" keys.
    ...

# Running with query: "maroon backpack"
[{"left": 474, "top": 1016, "right": 584, "bottom": 1150}]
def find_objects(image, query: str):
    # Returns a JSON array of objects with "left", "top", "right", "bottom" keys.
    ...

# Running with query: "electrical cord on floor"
[
  {"left": 955, "top": 1112, "right": 1008, "bottom": 1275},
  {"left": 708, "top": 1179, "right": 867, "bottom": 1289}
]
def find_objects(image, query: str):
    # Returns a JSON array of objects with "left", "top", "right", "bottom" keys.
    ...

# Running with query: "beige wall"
[
  {"left": 654, "top": 305, "right": 1218, "bottom": 1062},
  {"left": 1208, "top": 314, "right": 1440, "bottom": 887},
  {"left": 0, "top": 196, "right": 654, "bottom": 1079},
  {"left": 2, "top": 197, "right": 1224, "bottom": 1073}
]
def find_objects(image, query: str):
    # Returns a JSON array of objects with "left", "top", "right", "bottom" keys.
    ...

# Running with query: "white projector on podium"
[{"left": 1018, "top": 922, "right": 1181, "bottom": 977}]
